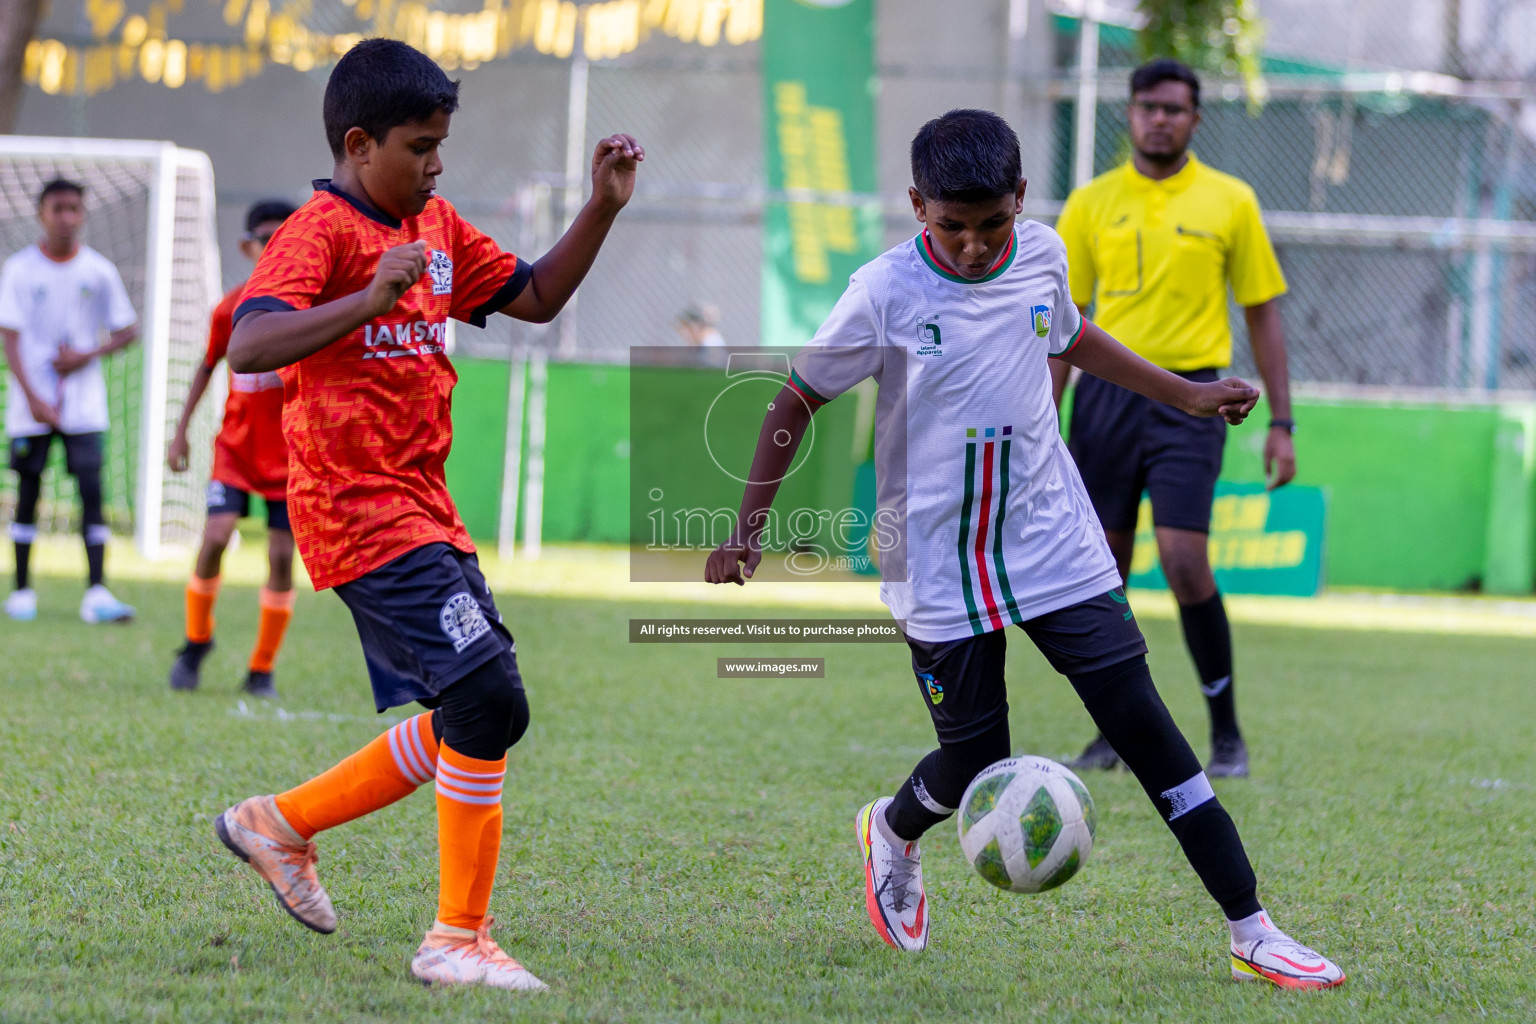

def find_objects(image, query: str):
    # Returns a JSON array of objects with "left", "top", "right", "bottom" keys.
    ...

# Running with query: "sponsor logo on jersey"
[
  {"left": 440, "top": 591, "right": 491, "bottom": 653},
  {"left": 914, "top": 314, "right": 943, "bottom": 357},
  {"left": 362, "top": 319, "right": 450, "bottom": 359},
  {"left": 428, "top": 249, "right": 454, "bottom": 295},
  {"left": 919, "top": 671, "right": 944, "bottom": 705},
  {"left": 1029, "top": 304, "right": 1051, "bottom": 338}
]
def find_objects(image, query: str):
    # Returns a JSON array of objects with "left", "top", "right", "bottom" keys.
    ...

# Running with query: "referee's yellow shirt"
[{"left": 1055, "top": 153, "right": 1286, "bottom": 371}]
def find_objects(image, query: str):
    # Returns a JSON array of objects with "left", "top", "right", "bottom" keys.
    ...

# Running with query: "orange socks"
[
  {"left": 250, "top": 587, "right": 295, "bottom": 672},
  {"left": 185, "top": 580, "right": 292, "bottom": 673},
  {"left": 185, "top": 575, "right": 220, "bottom": 643},
  {"left": 434, "top": 745, "right": 507, "bottom": 929},
  {"left": 274, "top": 712, "right": 440, "bottom": 840},
  {"left": 270, "top": 722, "right": 509, "bottom": 930}
]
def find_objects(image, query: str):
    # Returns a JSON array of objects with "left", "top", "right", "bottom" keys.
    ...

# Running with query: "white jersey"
[
  {"left": 790, "top": 222, "right": 1121, "bottom": 642},
  {"left": 0, "top": 244, "right": 137, "bottom": 437}
]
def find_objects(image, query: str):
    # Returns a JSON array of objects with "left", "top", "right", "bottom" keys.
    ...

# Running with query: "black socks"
[
  {"left": 1179, "top": 591, "right": 1238, "bottom": 739},
  {"left": 1069, "top": 655, "right": 1260, "bottom": 920},
  {"left": 885, "top": 718, "right": 1011, "bottom": 842}
]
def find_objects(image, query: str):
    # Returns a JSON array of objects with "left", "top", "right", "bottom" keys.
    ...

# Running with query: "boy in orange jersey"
[
  {"left": 167, "top": 199, "right": 298, "bottom": 699},
  {"left": 212, "top": 39, "right": 643, "bottom": 991}
]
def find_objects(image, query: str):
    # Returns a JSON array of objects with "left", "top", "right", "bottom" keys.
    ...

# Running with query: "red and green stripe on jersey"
[
  {"left": 787, "top": 368, "right": 830, "bottom": 408},
  {"left": 957, "top": 425, "right": 1024, "bottom": 634}
]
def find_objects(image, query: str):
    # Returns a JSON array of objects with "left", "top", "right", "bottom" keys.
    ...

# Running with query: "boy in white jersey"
[
  {"left": 2, "top": 179, "right": 138, "bottom": 624},
  {"left": 706, "top": 110, "right": 1345, "bottom": 990}
]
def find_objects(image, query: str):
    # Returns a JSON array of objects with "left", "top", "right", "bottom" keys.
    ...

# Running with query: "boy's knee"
[{"left": 437, "top": 653, "right": 528, "bottom": 759}]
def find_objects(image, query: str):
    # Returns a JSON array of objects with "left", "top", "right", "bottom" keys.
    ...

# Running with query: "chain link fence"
[{"left": 427, "top": 37, "right": 1536, "bottom": 398}]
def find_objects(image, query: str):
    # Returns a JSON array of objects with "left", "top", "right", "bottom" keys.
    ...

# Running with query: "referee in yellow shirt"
[{"left": 1054, "top": 59, "right": 1295, "bottom": 779}]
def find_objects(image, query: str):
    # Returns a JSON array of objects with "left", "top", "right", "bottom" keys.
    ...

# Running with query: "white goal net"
[{"left": 0, "top": 135, "right": 223, "bottom": 559}]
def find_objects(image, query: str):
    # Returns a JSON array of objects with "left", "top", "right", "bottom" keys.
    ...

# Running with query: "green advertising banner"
[
  {"left": 760, "top": 0, "right": 883, "bottom": 347},
  {"left": 1129, "top": 482, "right": 1328, "bottom": 597}
]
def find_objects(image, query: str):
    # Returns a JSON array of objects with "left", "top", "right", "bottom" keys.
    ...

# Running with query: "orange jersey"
[
  {"left": 204, "top": 285, "right": 288, "bottom": 500},
  {"left": 235, "top": 180, "right": 528, "bottom": 590}
]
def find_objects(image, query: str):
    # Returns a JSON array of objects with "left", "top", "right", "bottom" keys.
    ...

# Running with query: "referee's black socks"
[
  {"left": 1179, "top": 591, "right": 1239, "bottom": 740},
  {"left": 1070, "top": 655, "right": 1261, "bottom": 921}
]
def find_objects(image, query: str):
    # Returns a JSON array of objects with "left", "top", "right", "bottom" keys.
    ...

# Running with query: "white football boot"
[
  {"left": 1231, "top": 918, "right": 1346, "bottom": 989},
  {"left": 5, "top": 588, "right": 37, "bottom": 621},
  {"left": 411, "top": 916, "right": 548, "bottom": 991},
  {"left": 80, "top": 584, "right": 135, "bottom": 624},
  {"left": 854, "top": 797, "right": 928, "bottom": 951}
]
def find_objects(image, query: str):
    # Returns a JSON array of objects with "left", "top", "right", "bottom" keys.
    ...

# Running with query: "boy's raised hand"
[
  {"left": 1188, "top": 377, "right": 1261, "bottom": 425},
  {"left": 591, "top": 133, "right": 645, "bottom": 212},
  {"left": 364, "top": 241, "right": 429, "bottom": 316},
  {"left": 705, "top": 531, "right": 762, "bottom": 586}
]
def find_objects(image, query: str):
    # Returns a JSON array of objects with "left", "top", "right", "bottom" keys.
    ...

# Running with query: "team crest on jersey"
[
  {"left": 440, "top": 591, "right": 490, "bottom": 653},
  {"left": 428, "top": 249, "right": 453, "bottom": 295},
  {"left": 1029, "top": 304, "right": 1051, "bottom": 338},
  {"left": 914, "top": 314, "right": 943, "bottom": 357}
]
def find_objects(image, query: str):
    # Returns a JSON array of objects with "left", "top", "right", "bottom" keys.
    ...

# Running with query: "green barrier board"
[{"left": 1128, "top": 481, "right": 1327, "bottom": 597}]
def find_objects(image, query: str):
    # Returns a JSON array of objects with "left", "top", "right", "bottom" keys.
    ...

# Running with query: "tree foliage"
[{"left": 1137, "top": 0, "right": 1267, "bottom": 108}]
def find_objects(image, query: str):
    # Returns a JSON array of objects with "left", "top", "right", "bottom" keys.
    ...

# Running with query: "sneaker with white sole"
[
  {"left": 5, "top": 588, "right": 37, "bottom": 621},
  {"left": 1231, "top": 931, "right": 1346, "bottom": 989},
  {"left": 854, "top": 797, "right": 928, "bottom": 952},
  {"left": 80, "top": 584, "right": 134, "bottom": 624},
  {"left": 215, "top": 795, "right": 337, "bottom": 934},
  {"left": 410, "top": 916, "right": 548, "bottom": 991}
]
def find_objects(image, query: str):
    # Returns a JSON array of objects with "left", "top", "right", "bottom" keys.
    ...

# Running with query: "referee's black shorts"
[{"left": 1067, "top": 368, "right": 1226, "bottom": 534}]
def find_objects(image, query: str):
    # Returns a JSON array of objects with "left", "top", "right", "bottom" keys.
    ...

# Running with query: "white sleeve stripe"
[{"left": 1161, "top": 772, "right": 1216, "bottom": 821}]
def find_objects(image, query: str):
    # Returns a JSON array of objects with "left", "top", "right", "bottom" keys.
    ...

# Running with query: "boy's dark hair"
[
  {"left": 910, "top": 109, "right": 1022, "bottom": 203},
  {"left": 245, "top": 199, "right": 298, "bottom": 235},
  {"left": 38, "top": 178, "right": 85, "bottom": 207},
  {"left": 1130, "top": 58, "right": 1201, "bottom": 108},
  {"left": 323, "top": 38, "right": 460, "bottom": 159}
]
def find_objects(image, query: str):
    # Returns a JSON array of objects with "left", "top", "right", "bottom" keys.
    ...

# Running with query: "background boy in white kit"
[
  {"left": 706, "top": 110, "right": 1345, "bottom": 991},
  {"left": 1, "top": 178, "right": 138, "bottom": 623}
]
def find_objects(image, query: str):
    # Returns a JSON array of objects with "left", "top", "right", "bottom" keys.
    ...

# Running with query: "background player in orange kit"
[
  {"left": 167, "top": 199, "right": 298, "bottom": 698},
  {"left": 209, "top": 39, "right": 642, "bottom": 991}
]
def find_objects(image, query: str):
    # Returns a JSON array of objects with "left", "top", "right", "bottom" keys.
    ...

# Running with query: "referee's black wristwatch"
[{"left": 1269, "top": 418, "right": 1296, "bottom": 434}]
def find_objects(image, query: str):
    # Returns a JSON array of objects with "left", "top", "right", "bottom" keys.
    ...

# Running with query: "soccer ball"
[{"left": 957, "top": 755, "right": 1096, "bottom": 894}]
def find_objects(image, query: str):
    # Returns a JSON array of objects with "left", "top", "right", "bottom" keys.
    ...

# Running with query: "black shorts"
[
  {"left": 334, "top": 542, "right": 520, "bottom": 712},
  {"left": 9, "top": 431, "right": 103, "bottom": 477},
  {"left": 1068, "top": 368, "right": 1226, "bottom": 533},
  {"left": 206, "top": 480, "right": 290, "bottom": 532},
  {"left": 905, "top": 589, "right": 1148, "bottom": 743}
]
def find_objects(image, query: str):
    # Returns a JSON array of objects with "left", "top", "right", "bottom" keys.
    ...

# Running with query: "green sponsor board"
[
  {"left": 760, "top": 0, "right": 883, "bottom": 347},
  {"left": 1129, "top": 481, "right": 1327, "bottom": 597}
]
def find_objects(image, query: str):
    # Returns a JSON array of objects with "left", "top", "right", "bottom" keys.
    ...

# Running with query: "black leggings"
[
  {"left": 890, "top": 654, "right": 1260, "bottom": 921},
  {"left": 421, "top": 651, "right": 530, "bottom": 761}
]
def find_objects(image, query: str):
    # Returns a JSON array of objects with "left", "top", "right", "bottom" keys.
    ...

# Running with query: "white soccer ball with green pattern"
[{"left": 957, "top": 756, "right": 1096, "bottom": 894}]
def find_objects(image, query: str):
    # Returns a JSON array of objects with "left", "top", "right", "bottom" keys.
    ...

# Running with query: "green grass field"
[{"left": 2, "top": 554, "right": 1533, "bottom": 1023}]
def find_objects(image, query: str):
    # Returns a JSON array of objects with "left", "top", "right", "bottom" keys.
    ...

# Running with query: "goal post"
[{"left": 0, "top": 135, "right": 223, "bottom": 559}]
